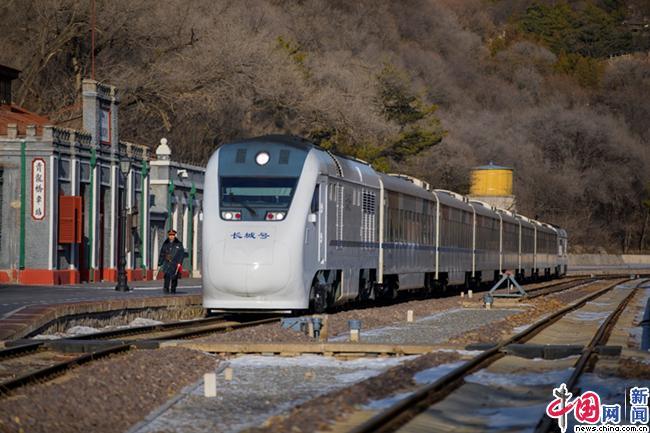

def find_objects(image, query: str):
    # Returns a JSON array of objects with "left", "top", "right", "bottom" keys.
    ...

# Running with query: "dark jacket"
[{"left": 158, "top": 238, "right": 184, "bottom": 277}]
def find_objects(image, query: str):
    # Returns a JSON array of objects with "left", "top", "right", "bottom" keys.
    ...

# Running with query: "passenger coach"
[{"left": 202, "top": 135, "right": 567, "bottom": 312}]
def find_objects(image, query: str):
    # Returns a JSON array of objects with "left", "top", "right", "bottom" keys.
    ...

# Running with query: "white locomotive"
[{"left": 202, "top": 135, "right": 567, "bottom": 312}]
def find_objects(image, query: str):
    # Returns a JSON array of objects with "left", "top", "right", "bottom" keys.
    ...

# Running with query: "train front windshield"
[{"left": 220, "top": 177, "right": 298, "bottom": 210}]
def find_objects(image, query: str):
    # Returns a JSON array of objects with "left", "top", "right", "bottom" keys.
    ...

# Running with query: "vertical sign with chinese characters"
[
  {"left": 32, "top": 158, "right": 46, "bottom": 220},
  {"left": 100, "top": 105, "right": 111, "bottom": 145}
]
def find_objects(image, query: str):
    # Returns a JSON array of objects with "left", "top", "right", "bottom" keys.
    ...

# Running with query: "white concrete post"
[
  {"left": 182, "top": 204, "right": 189, "bottom": 249},
  {"left": 407, "top": 310, "right": 414, "bottom": 322},
  {"left": 70, "top": 157, "right": 79, "bottom": 271},
  {"left": 192, "top": 203, "right": 199, "bottom": 277},
  {"left": 204, "top": 373, "right": 216, "bottom": 397},
  {"left": 109, "top": 164, "right": 117, "bottom": 270},
  {"left": 172, "top": 203, "right": 179, "bottom": 232},
  {"left": 126, "top": 168, "right": 133, "bottom": 269},
  {"left": 143, "top": 169, "right": 150, "bottom": 273},
  {"left": 152, "top": 227, "right": 159, "bottom": 275},
  {"left": 90, "top": 163, "right": 99, "bottom": 272},
  {"left": 48, "top": 155, "right": 58, "bottom": 270}
]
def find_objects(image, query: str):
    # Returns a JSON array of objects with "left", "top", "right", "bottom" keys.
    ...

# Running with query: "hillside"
[{"left": 0, "top": 0, "right": 648, "bottom": 252}]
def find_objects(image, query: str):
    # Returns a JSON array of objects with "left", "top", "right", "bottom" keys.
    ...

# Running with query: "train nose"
[{"left": 205, "top": 238, "right": 292, "bottom": 296}]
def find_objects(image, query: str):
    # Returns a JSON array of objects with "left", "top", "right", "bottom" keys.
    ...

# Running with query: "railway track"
[
  {"left": 0, "top": 276, "right": 622, "bottom": 397},
  {"left": 343, "top": 277, "right": 643, "bottom": 433},
  {"left": 0, "top": 314, "right": 280, "bottom": 395},
  {"left": 492, "top": 274, "right": 639, "bottom": 301},
  {"left": 520, "top": 276, "right": 597, "bottom": 299}
]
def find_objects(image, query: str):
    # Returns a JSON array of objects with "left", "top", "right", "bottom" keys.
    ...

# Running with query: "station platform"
[{"left": 0, "top": 279, "right": 203, "bottom": 340}]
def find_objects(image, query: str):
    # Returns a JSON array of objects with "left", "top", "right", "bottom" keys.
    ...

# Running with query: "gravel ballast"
[
  {"left": 132, "top": 351, "right": 462, "bottom": 433},
  {"left": 134, "top": 354, "right": 421, "bottom": 433},
  {"left": 336, "top": 308, "right": 520, "bottom": 345},
  {"left": 0, "top": 347, "right": 217, "bottom": 433},
  {"left": 242, "top": 351, "right": 462, "bottom": 433}
]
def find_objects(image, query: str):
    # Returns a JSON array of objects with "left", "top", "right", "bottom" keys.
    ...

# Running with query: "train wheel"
[
  {"left": 358, "top": 269, "right": 375, "bottom": 301},
  {"left": 310, "top": 283, "right": 329, "bottom": 313},
  {"left": 376, "top": 277, "right": 398, "bottom": 302}
]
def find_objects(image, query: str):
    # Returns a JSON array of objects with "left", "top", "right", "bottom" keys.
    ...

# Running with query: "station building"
[{"left": 0, "top": 65, "right": 205, "bottom": 285}]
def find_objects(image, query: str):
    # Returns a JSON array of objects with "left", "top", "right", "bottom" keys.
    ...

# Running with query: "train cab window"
[
  {"left": 220, "top": 177, "right": 298, "bottom": 210},
  {"left": 310, "top": 185, "right": 320, "bottom": 213}
]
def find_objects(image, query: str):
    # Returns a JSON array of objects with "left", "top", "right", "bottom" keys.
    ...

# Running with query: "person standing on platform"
[{"left": 158, "top": 229, "right": 184, "bottom": 293}]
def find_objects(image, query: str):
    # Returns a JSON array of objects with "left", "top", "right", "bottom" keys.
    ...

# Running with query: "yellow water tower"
[{"left": 469, "top": 162, "right": 516, "bottom": 210}]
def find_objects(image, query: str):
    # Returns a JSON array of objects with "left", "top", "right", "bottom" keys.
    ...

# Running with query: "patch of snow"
[
  {"left": 587, "top": 301, "right": 613, "bottom": 307},
  {"left": 329, "top": 308, "right": 467, "bottom": 341},
  {"left": 227, "top": 354, "right": 414, "bottom": 369},
  {"left": 629, "top": 327, "right": 643, "bottom": 346},
  {"left": 128, "top": 317, "right": 164, "bottom": 327},
  {"left": 572, "top": 310, "right": 610, "bottom": 323},
  {"left": 328, "top": 325, "right": 410, "bottom": 342},
  {"left": 362, "top": 391, "right": 413, "bottom": 410},
  {"left": 413, "top": 361, "right": 467, "bottom": 384},
  {"left": 478, "top": 403, "right": 546, "bottom": 432},
  {"left": 465, "top": 368, "right": 573, "bottom": 387},
  {"left": 134, "top": 354, "right": 415, "bottom": 433},
  {"left": 335, "top": 369, "right": 385, "bottom": 383},
  {"left": 35, "top": 317, "right": 176, "bottom": 339},
  {"left": 65, "top": 325, "right": 101, "bottom": 336},
  {"left": 512, "top": 324, "right": 532, "bottom": 334},
  {"left": 435, "top": 348, "right": 484, "bottom": 357},
  {"left": 31, "top": 333, "right": 62, "bottom": 340},
  {"left": 415, "top": 308, "right": 464, "bottom": 323}
]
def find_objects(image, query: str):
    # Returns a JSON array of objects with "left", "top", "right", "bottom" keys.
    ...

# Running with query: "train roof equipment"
[{"left": 387, "top": 174, "right": 431, "bottom": 191}]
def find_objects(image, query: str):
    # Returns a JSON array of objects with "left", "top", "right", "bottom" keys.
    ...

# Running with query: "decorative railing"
[
  {"left": 118, "top": 141, "right": 128, "bottom": 156},
  {"left": 52, "top": 127, "right": 71, "bottom": 145},
  {"left": 52, "top": 126, "right": 93, "bottom": 150},
  {"left": 77, "top": 131, "right": 92, "bottom": 149},
  {"left": 96, "top": 83, "right": 114, "bottom": 100}
]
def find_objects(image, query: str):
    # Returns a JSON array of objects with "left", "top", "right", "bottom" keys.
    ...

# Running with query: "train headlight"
[
  {"left": 266, "top": 211, "right": 286, "bottom": 221},
  {"left": 255, "top": 151, "right": 270, "bottom": 166},
  {"left": 222, "top": 211, "right": 242, "bottom": 220}
]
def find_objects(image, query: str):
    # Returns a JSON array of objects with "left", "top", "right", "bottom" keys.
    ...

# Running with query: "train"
[{"left": 202, "top": 135, "right": 568, "bottom": 312}]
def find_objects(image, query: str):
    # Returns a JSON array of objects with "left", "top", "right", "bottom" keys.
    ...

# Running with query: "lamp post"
[{"left": 115, "top": 156, "right": 132, "bottom": 292}]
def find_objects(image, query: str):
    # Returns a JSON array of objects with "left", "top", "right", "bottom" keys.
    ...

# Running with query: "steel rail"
[
  {"left": 148, "top": 316, "right": 279, "bottom": 341},
  {"left": 523, "top": 277, "right": 596, "bottom": 299},
  {"left": 533, "top": 278, "right": 646, "bottom": 433},
  {"left": 0, "top": 316, "right": 280, "bottom": 396},
  {"left": 347, "top": 278, "right": 633, "bottom": 433},
  {"left": 0, "top": 343, "right": 131, "bottom": 395},
  {"left": 68, "top": 314, "right": 229, "bottom": 340},
  {"left": 524, "top": 274, "right": 648, "bottom": 300},
  {"left": 0, "top": 341, "right": 45, "bottom": 361},
  {"left": 0, "top": 315, "right": 230, "bottom": 360}
]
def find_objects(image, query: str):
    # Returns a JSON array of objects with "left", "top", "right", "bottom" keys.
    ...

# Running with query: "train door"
[{"left": 317, "top": 177, "right": 328, "bottom": 264}]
